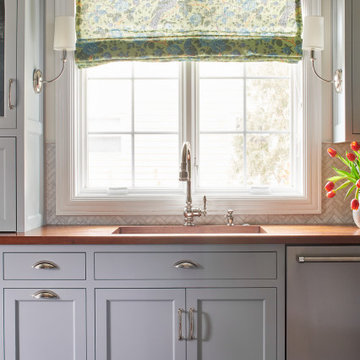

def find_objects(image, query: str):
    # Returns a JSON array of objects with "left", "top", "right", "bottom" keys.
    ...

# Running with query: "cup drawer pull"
[
  {"left": 32, "top": 260, "right": 59, "bottom": 270},
  {"left": 173, "top": 260, "right": 198, "bottom": 269},
  {"left": 32, "top": 290, "right": 59, "bottom": 300}
]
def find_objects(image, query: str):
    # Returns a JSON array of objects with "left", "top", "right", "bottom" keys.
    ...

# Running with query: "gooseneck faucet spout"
[
  {"left": 179, "top": 142, "right": 207, "bottom": 226},
  {"left": 179, "top": 142, "right": 192, "bottom": 206}
]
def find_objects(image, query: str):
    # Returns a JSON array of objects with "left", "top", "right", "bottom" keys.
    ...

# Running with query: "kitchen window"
[
  {"left": 55, "top": 1, "right": 321, "bottom": 216},
  {"left": 82, "top": 61, "right": 301, "bottom": 193}
]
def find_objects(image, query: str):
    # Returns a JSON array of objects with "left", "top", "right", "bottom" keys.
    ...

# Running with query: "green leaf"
[
  {"left": 327, "top": 175, "right": 347, "bottom": 183},
  {"left": 345, "top": 184, "right": 356, "bottom": 199},
  {"left": 335, "top": 180, "right": 351, "bottom": 192},
  {"left": 332, "top": 167, "right": 356, "bottom": 182},
  {"left": 351, "top": 164, "right": 358, "bottom": 178},
  {"left": 356, "top": 188, "right": 359, "bottom": 201},
  {"left": 337, "top": 154, "right": 351, "bottom": 168}
]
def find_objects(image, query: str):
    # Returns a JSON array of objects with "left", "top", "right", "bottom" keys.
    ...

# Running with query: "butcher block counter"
[{"left": 0, "top": 225, "right": 360, "bottom": 244}]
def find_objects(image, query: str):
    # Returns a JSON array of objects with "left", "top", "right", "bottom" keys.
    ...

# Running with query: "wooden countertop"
[{"left": 1, "top": 225, "right": 360, "bottom": 245}]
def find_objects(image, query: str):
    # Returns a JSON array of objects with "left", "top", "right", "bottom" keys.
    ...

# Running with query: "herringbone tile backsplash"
[{"left": 45, "top": 142, "right": 354, "bottom": 225}]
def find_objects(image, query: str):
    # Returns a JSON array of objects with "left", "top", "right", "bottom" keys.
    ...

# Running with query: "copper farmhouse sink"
[{"left": 113, "top": 225, "right": 266, "bottom": 235}]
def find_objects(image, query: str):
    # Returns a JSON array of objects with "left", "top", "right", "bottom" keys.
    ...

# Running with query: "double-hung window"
[{"left": 55, "top": 0, "right": 321, "bottom": 215}]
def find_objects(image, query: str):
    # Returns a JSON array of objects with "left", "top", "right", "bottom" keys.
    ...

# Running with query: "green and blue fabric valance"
[{"left": 75, "top": 0, "right": 303, "bottom": 68}]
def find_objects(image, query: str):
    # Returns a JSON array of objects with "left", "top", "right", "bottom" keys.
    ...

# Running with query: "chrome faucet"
[{"left": 179, "top": 142, "right": 207, "bottom": 226}]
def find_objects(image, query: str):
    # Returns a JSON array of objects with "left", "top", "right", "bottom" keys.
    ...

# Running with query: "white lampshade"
[
  {"left": 302, "top": 16, "right": 324, "bottom": 51},
  {"left": 53, "top": 16, "right": 76, "bottom": 51}
]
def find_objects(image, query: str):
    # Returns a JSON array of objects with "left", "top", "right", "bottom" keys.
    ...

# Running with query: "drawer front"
[
  {"left": 3, "top": 253, "right": 86, "bottom": 280},
  {"left": 95, "top": 252, "right": 277, "bottom": 280}
]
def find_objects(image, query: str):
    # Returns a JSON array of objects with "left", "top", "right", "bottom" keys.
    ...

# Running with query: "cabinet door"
[
  {"left": 4, "top": 289, "right": 86, "bottom": 360},
  {"left": 187, "top": 288, "right": 277, "bottom": 360},
  {"left": 0, "top": 0, "right": 17, "bottom": 128},
  {"left": 0, "top": 137, "right": 16, "bottom": 231},
  {"left": 96, "top": 289, "right": 186, "bottom": 360}
]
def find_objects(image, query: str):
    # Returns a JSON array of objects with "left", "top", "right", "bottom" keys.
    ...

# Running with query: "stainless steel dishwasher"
[{"left": 287, "top": 246, "right": 360, "bottom": 360}]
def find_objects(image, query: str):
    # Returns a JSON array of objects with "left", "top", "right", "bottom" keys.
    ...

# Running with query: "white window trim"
[{"left": 54, "top": 0, "right": 322, "bottom": 216}]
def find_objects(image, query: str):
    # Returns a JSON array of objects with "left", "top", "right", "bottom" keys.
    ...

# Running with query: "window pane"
[
  {"left": 84, "top": 62, "right": 180, "bottom": 191},
  {"left": 134, "top": 135, "right": 179, "bottom": 188},
  {"left": 247, "top": 79, "right": 290, "bottom": 131},
  {"left": 199, "top": 134, "right": 244, "bottom": 188},
  {"left": 199, "top": 62, "right": 244, "bottom": 78},
  {"left": 88, "top": 135, "right": 132, "bottom": 188},
  {"left": 134, "top": 62, "right": 179, "bottom": 78},
  {"left": 87, "top": 79, "right": 132, "bottom": 132},
  {"left": 246, "top": 134, "right": 290, "bottom": 186},
  {"left": 199, "top": 79, "right": 243, "bottom": 132},
  {"left": 246, "top": 62, "right": 290, "bottom": 77},
  {"left": 86, "top": 62, "right": 132, "bottom": 79},
  {"left": 134, "top": 80, "right": 179, "bottom": 132}
]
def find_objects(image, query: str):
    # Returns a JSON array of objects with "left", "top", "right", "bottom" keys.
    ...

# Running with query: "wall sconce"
[
  {"left": 303, "top": 16, "right": 342, "bottom": 93},
  {"left": 33, "top": 16, "right": 76, "bottom": 94}
]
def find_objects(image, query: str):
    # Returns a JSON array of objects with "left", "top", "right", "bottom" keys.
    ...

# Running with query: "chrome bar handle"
[
  {"left": 174, "top": 260, "right": 198, "bottom": 269},
  {"left": 8, "top": 79, "right": 15, "bottom": 110},
  {"left": 297, "top": 256, "right": 360, "bottom": 263},
  {"left": 189, "top": 307, "right": 195, "bottom": 340},
  {"left": 32, "top": 260, "right": 59, "bottom": 270},
  {"left": 32, "top": 290, "right": 59, "bottom": 299},
  {"left": 178, "top": 308, "right": 185, "bottom": 340}
]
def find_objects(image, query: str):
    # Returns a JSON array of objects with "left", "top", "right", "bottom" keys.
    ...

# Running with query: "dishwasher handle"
[{"left": 297, "top": 256, "right": 360, "bottom": 263}]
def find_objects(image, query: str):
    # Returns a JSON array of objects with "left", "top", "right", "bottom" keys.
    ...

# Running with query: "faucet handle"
[
  {"left": 225, "top": 209, "right": 234, "bottom": 226},
  {"left": 202, "top": 196, "right": 207, "bottom": 216}
]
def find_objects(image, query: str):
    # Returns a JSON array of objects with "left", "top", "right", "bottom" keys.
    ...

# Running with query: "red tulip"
[
  {"left": 325, "top": 181, "right": 335, "bottom": 192},
  {"left": 327, "top": 190, "right": 336, "bottom": 198},
  {"left": 351, "top": 141, "right": 360, "bottom": 151},
  {"left": 357, "top": 180, "right": 360, "bottom": 188},
  {"left": 351, "top": 199, "right": 359, "bottom": 210},
  {"left": 327, "top": 147, "right": 337, "bottom": 158},
  {"left": 347, "top": 152, "right": 356, "bottom": 161}
]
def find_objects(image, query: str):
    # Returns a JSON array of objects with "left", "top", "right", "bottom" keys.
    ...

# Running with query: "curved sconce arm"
[
  {"left": 310, "top": 50, "right": 342, "bottom": 93},
  {"left": 33, "top": 50, "right": 68, "bottom": 93}
]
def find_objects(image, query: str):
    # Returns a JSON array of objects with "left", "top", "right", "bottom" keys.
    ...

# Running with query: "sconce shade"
[
  {"left": 53, "top": 16, "right": 76, "bottom": 51},
  {"left": 302, "top": 16, "right": 324, "bottom": 51}
]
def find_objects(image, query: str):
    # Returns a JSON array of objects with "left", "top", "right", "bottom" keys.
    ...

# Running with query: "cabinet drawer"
[
  {"left": 3, "top": 253, "right": 86, "bottom": 280},
  {"left": 95, "top": 251, "right": 277, "bottom": 280}
]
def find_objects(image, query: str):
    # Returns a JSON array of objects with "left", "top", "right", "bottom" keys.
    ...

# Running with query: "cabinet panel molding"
[{"left": 0, "top": 137, "right": 16, "bottom": 231}]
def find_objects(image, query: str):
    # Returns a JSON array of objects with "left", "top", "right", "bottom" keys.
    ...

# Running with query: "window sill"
[{"left": 56, "top": 193, "right": 321, "bottom": 216}]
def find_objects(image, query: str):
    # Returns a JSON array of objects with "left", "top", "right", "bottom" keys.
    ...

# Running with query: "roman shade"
[{"left": 75, "top": 0, "right": 303, "bottom": 68}]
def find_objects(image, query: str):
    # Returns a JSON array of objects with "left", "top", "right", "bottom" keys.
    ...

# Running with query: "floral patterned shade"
[{"left": 75, "top": 0, "right": 303, "bottom": 68}]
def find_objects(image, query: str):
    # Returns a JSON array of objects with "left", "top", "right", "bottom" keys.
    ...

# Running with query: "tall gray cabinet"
[
  {"left": 0, "top": 0, "right": 44, "bottom": 232},
  {"left": 0, "top": 0, "right": 17, "bottom": 232}
]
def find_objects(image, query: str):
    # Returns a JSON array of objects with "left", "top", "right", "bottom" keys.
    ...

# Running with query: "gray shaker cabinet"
[
  {"left": 96, "top": 287, "right": 277, "bottom": 360},
  {"left": 96, "top": 289, "right": 186, "bottom": 360},
  {"left": 4, "top": 288, "right": 86, "bottom": 360},
  {"left": 1, "top": 244, "right": 284, "bottom": 360},
  {"left": 187, "top": 288, "right": 277, "bottom": 360}
]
